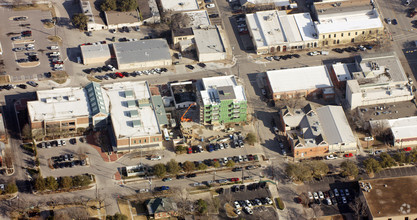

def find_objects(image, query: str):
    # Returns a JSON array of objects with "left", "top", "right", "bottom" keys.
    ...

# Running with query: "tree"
[
  {"left": 306, "top": 161, "right": 329, "bottom": 179},
  {"left": 117, "top": 0, "right": 138, "bottom": 12},
  {"left": 213, "top": 161, "right": 220, "bottom": 168},
  {"left": 166, "top": 159, "right": 181, "bottom": 175},
  {"left": 349, "top": 197, "right": 368, "bottom": 220},
  {"left": 363, "top": 158, "right": 382, "bottom": 174},
  {"left": 197, "top": 199, "right": 208, "bottom": 215},
  {"left": 106, "top": 213, "right": 128, "bottom": 220},
  {"left": 45, "top": 176, "right": 58, "bottom": 191},
  {"left": 183, "top": 161, "right": 196, "bottom": 173},
  {"left": 73, "top": 175, "right": 91, "bottom": 187},
  {"left": 409, "top": 150, "right": 417, "bottom": 163},
  {"left": 245, "top": 132, "right": 257, "bottom": 145},
  {"left": 100, "top": 0, "right": 116, "bottom": 11},
  {"left": 60, "top": 176, "right": 73, "bottom": 189},
  {"left": 34, "top": 176, "right": 46, "bottom": 191},
  {"left": 21, "top": 124, "right": 32, "bottom": 140},
  {"left": 71, "top": 13, "right": 88, "bottom": 30},
  {"left": 285, "top": 163, "right": 313, "bottom": 182},
  {"left": 379, "top": 152, "right": 397, "bottom": 168},
  {"left": 226, "top": 160, "right": 235, "bottom": 168},
  {"left": 153, "top": 163, "right": 167, "bottom": 178},
  {"left": 340, "top": 161, "right": 359, "bottom": 179},
  {"left": 170, "top": 13, "right": 191, "bottom": 29},
  {"left": 4, "top": 181, "right": 18, "bottom": 194},
  {"left": 394, "top": 151, "right": 411, "bottom": 164},
  {"left": 198, "top": 163, "right": 208, "bottom": 171}
]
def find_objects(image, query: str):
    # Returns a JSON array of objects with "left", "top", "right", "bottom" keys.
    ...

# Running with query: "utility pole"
[{"left": 241, "top": 166, "right": 244, "bottom": 184}]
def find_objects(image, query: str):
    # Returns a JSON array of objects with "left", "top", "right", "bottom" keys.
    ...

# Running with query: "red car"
[
  {"left": 187, "top": 147, "right": 192, "bottom": 154},
  {"left": 344, "top": 153, "right": 353, "bottom": 158},
  {"left": 115, "top": 72, "right": 124, "bottom": 78},
  {"left": 403, "top": 147, "right": 412, "bottom": 152},
  {"left": 230, "top": 178, "right": 239, "bottom": 182}
]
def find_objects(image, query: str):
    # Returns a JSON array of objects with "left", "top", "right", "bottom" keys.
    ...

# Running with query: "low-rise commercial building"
[
  {"left": 240, "top": 0, "right": 295, "bottom": 8},
  {"left": 80, "top": 0, "right": 107, "bottom": 31},
  {"left": 160, "top": 0, "right": 199, "bottom": 12},
  {"left": 138, "top": 0, "right": 160, "bottom": 24},
  {"left": 199, "top": 76, "right": 247, "bottom": 125},
  {"left": 360, "top": 176, "right": 417, "bottom": 220},
  {"left": 246, "top": 10, "right": 318, "bottom": 54},
  {"left": 170, "top": 81, "right": 196, "bottom": 109},
  {"left": 346, "top": 53, "right": 413, "bottom": 109},
  {"left": 104, "top": 11, "right": 141, "bottom": 29},
  {"left": 113, "top": 39, "right": 172, "bottom": 70},
  {"left": 280, "top": 104, "right": 356, "bottom": 158},
  {"left": 80, "top": 44, "right": 111, "bottom": 65},
  {"left": 102, "top": 81, "right": 163, "bottom": 151},
  {"left": 328, "top": 62, "right": 355, "bottom": 89},
  {"left": 193, "top": 26, "right": 227, "bottom": 62},
  {"left": 171, "top": 10, "right": 211, "bottom": 49},
  {"left": 370, "top": 116, "right": 417, "bottom": 148},
  {"left": 266, "top": 65, "right": 334, "bottom": 100}
]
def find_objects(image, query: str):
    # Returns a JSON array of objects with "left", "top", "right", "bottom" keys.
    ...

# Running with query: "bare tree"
[
  {"left": 170, "top": 13, "right": 191, "bottom": 29},
  {"left": 349, "top": 197, "right": 368, "bottom": 220},
  {"left": 347, "top": 109, "right": 367, "bottom": 131},
  {"left": 77, "top": 146, "right": 88, "bottom": 160},
  {"left": 311, "top": 203, "right": 324, "bottom": 218},
  {"left": 172, "top": 188, "right": 192, "bottom": 216},
  {"left": 3, "top": 148, "right": 13, "bottom": 169}
]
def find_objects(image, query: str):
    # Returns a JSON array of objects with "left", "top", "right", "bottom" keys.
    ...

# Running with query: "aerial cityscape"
[{"left": 0, "top": 0, "right": 416, "bottom": 219}]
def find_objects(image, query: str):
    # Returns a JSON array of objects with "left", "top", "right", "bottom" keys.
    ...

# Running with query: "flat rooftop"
[
  {"left": 314, "top": 0, "right": 372, "bottom": 15},
  {"left": 105, "top": 10, "right": 140, "bottom": 25},
  {"left": 80, "top": 44, "right": 111, "bottom": 59},
  {"left": 240, "top": 0, "right": 290, "bottom": 7},
  {"left": 102, "top": 81, "right": 161, "bottom": 138},
  {"left": 200, "top": 76, "right": 246, "bottom": 105},
  {"left": 160, "top": 0, "right": 199, "bottom": 12},
  {"left": 182, "top": 10, "right": 211, "bottom": 27},
  {"left": 266, "top": 65, "right": 333, "bottom": 94},
  {"left": 28, "top": 87, "right": 91, "bottom": 122},
  {"left": 332, "top": 63, "right": 354, "bottom": 82},
  {"left": 361, "top": 176, "right": 417, "bottom": 218},
  {"left": 246, "top": 10, "right": 317, "bottom": 48},
  {"left": 193, "top": 26, "right": 225, "bottom": 54},
  {"left": 387, "top": 116, "right": 417, "bottom": 140},
  {"left": 83, "top": 0, "right": 105, "bottom": 25},
  {"left": 114, "top": 39, "right": 171, "bottom": 65},
  {"left": 315, "top": 9, "right": 383, "bottom": 34}
]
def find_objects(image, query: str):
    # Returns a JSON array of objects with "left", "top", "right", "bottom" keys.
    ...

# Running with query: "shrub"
[{"left": 276, "top": 197, "right": 285, "bottom": 210}]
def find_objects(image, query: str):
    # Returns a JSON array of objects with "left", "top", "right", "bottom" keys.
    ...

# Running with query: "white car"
[
  {"left": 60, "top": 140, "right": 66, "bottom": 146},
  {"left": 313, "top": 192, "right": 319, "bottom": 200},
  {"left": 238, "top": 155, "right": 243, "bottom": 162},
  {"left": 245, "top": 200, "right": 252, "bottom": 207},
  {"left": 318, "top": 191, "right": 324, "bottom": 199},
  {"left": 308, "top": 192, "right": 313, "bottom": 200},
  {"left": 234, "top": 201, "right": 241, "bottom": 209},
  {"left": 342, "top": 197, "right": 347, "bottom": 204},
  {"left": 334, "top": 189, "right": 339, "bottom": 197},
  {"left": 308, "top": 51, "right": 320, "bottom": 56},
  {"left": 326, "top": 198, "right": 332, "bottom": 205},
  {"left": 234, "top": 209, "right": 241, "bottom": 215},
  {"left": 244, "top": 206, "right": 253, "bottom": 215},
  {"left": 265, "top": 197, "right": 273, "bottom": 205},
  {"left": 326, "top": 155, "right": 337, "bottom": 160},
  {"left": 206, "top": 3, "right": 215, "bottom": 8}
]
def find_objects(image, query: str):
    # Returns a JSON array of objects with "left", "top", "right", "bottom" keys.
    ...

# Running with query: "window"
[
  {"left": 329, "top": 34, "right": 331, "bottom": 38},
  {"left": 348, "top": 32, "right": 351, "bottom": 36},
  {"left": 341, "top": 33, "right": 344, "bottom": 37},
  {"left": 144, "top": 139, "right": 147, "bottom": 143},
  {"left": 139, "top": 140, "right": 142, "bottom": 143},
  {"left": 334, "top": 34, "right": 336, "bottom": 37},
  {"left": 376, "top": 30, "right": 379, "bottom": 34},
  {"left": 333, "top": 40, "right": 336, "bottom": 44},
  {"left": 156, "top": 138, "right": 159, "bottom": 141},
  {"left": 369, "top": 30, "right": 372, "bottom": 34},
  {"left": 351, "top": 38, "right": 355, "bottom": 43},
  {"left": 323, "top": 35, "right": 325, "bottom": 39},
  {"left": 152, "top": 138, "right": 155, "bottom": 142},
  {"left": 362, "top": 31, "right": 365, "bottom": 34},
  {"left": 133, "top": 140, "right": 136, "bottom": 144},
  {"left": 355, "top": 32, "right": 358, "bottom": 35}
]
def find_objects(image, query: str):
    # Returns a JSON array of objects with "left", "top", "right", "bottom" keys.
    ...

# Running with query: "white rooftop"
[
  {"left": 388, "top": 116, "right": 417, "bottom": 140},
  {"left": 102, "top": 81, "right": 161, "bottom": 139},
  {"left": 80, "top": 44, "right": 111, "bottom": 59},
  {"left": 182, "top": 10, "right": 211, "bottom": 27},
  {"left": 193, "top": 26, "right": 225, "bottom": 54},
  {"left": 160, "top": 0, "right": 199, "bottom": 12},
  {"left": 332, "top": 63, "right": 352, "bottom": 82},
  {"left": 315, "top": 9, "right": 383, "bottom": 34},
  {"left": 28, "top": 87, "right": 90, "bottom": 122},
  {"left": 316, "top": 106, "right": 355, "bottom": 145},
  {"left": 240, "top": 0, "right": 291, "bottom": 7},
  {"left": 246, "top": 10, "right": 317, "bottom": 48},
  {"left": 200, "top": 76, "right": 247, "bottom": 105},
  {"left": 266, "top": 65, "right": 333, "bottom": 93}
]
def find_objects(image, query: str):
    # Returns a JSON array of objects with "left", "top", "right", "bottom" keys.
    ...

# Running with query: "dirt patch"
[
  {"left": 0, "top": 75, "right": 11, "bottom": 84},
  {"left": 117, "top": 199, "right": 132, "bottom": 220},
  {"left": 43, "top": 22, "right": 55, "bottom": 29},
  {"left": 12, "top": 3, "right": 51, "bottom": 11},
  {"left": 87, "top": 75, "right": 101, "bottom": 82},
  {"left": 130, "top": 200, "right": 147, "bottom": 216},
  {"left": 47, "top": 35, "right": 62, "bottom": 43},
  {"left": 18, "top": 61, "right": 40, "bottom": 68},
  {"left": 224, "top": 203, "right": 237, "bottom": 218},
  {"left": 51, "top": 71, "right": 68, "bottom": 84}
]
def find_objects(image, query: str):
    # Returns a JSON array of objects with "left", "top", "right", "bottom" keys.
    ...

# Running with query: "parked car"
[
  {"left": 308, "top": 192, "right": 313, "bottom": 200},
  {"left": 162, "top": 178, "right": 172, "bottom": 182},
  {"left": 326, "top": 155, "right": 337, "bottom": 160},
  {"left": 308, "top": 51, "right": 320, "bottom": 56},
  {"left": 344, "top": 153, "right": 353, "bottom": 157},
  {"left": 313, "top": 192, "right": 319, "bottom": 200},
  {"left": 206, "top": 3, "right": 215, "bottom": 8},
  {"left": 318, "top": 191, "right": 324, "bottom": 199},
  {"left": 27, "top": 81, "right": 38, "bottom": 87},
  {"left": 186, "top": 65, "right": 194, "bottom": 70}
]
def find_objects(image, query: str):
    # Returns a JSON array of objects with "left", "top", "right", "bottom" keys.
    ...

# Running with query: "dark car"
[
  {"left": 240, "top": 185, "right": 245, "bottom": 191},
  {"left": 217, "top": 188, "right": 224, "bottom": 194},
  {"left": 186, "top": 65, "right": 194, "bottom": 70},
  {"left": 197, "top": 62, "right": 206, "bottom": 68},
  {"left": 27, "top": 81, "right": 38, "bottom": 87},
  {"left": 209, "top": 14, "right": 219, "bottom": 18},
  {"left": 17, "top": 84, "right": 27, "bottom": 89},
  {"left": 186, "top": 173, "right": 197, "bottom": 178},
  {"left": 392, "top": 19, "right": 398, "bottom": 25},
  {"left": 232, "top": 167, "right": 243, "bottom": 172},
  {"left": 291, "top": 54, "right": 300, "bottom": 58},
  {"left": 176, "top": 175, "right": 185, "bottom": 179}
]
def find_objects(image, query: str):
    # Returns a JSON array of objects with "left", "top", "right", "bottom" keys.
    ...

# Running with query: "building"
[
  {"left": 113, "top": 39, "right": 172, "bottom": 70},
  {"left": 280, "top": 104, "right": 356, "bottom": 158},
  {"left": 80, "top": 0, "right": 107, "bottom": 31},
  {"left": 80, "top": 44, "right": 111, "bottom": 65},
  {"left": 314, "top": 9, "right": 384, "bottom": 47},
  {"left": 0, "top": 113, "right": 6, "bottom": 144},
  {"left": 85, "top": 82, "right": 109, "bottom": 129},
  {"left": 104, "top": 11, "right": 141, "bottom": 29},
  {"left": 240, "top": 0, "right": 295, "bottom": 8},
  {"left": 360, "top": 176, "right": 417, "bottom": 220},
  {"left": 171, "top": 10, "right": 211, "bottom": 48},
  {"left": 27, "top": 87, "right": 107, "bottom": 137},
  {"left": 346, "top": 53, "right": 413, "bottom": 109},
  {"left": 311, "top": 0, "right": 374, "bottom": 20},
  {"left": 199, "top": 76, "right": 247, "bottom": 125},
  {"left": 246, "top": 10, "right": 318, "bottom": 54},
  {"left": 328, "top": 62, "right": 355, "bottom": 89},
  {"left": 102, "top": 81, "right": 163, "bottom": 151},
  {"left": 370, "top": 116, "right": 417, "bottom": 148},
  {"left": 160, "top": 0, "right": 199, "bottom": 12},
  {"left": 138, "top": 0, "right": 160, "bottom": 24},
  {"left": 145, "top": 197, "right": 178, "bottom": 219},
  {"left": 193, "top": 26, "right": 227, "bottom": 62},
  {"left": 266, "top": 65, "right": 334, "bottom": 100},
  {"left": 170, "top": 81, "right": 196, "bottom": 109}
]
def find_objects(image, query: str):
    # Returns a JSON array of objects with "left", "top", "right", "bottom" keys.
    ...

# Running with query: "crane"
[{"left": 181, "top": 103, "right": 196, "bottom": 122}]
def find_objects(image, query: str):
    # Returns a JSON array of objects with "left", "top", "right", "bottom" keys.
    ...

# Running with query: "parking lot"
[
  {"left": 358, "top": 101, "right": 417, "bottom": 121},
  {"left": 218, "top": 182, "right": 278, "bottom": 219},
  {"left": 0, "top": 8, "right": 58, "bottom": 82}
]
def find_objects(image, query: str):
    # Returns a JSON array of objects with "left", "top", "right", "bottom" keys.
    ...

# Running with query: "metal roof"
[
  {"left": 114, "top": 39, "right": 171, "bottom": 65},
  {"left": 316, "top": 106, "right": 355, "bottom": 145},
  {"left": 151, "top": 95, "right": 169, "bottom": 125},
  {"left": 85, "top": 82, "right": 107, "bottom": 115}
]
